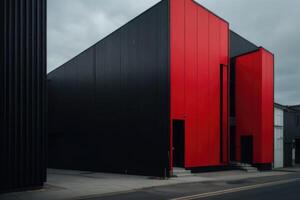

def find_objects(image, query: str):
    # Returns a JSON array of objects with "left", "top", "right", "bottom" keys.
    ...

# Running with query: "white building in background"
[{"left": 274, "top": 103, "right": 284, "bottom": 168}]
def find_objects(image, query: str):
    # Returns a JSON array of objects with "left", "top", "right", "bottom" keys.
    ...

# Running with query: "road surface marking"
[{"left": 171, "top": 178, "right": 300, "bottom": 200}]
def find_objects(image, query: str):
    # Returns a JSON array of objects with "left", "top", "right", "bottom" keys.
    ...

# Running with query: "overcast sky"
[{"left": 48, "top": 0, "right": 300, "bottom": 105}]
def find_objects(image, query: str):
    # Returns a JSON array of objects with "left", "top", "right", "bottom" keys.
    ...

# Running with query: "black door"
[
  {"left": 284, "top": 142, "right": 293, "bottom": 167},
  {"left": 173, "top": 120, "right": 185, "bottom": 167},
  {"left": 230, "top": 127, "right": 236, "bottom": 161},
  {"left": 295, "top": 139, "right": 300, "bottom": 164},
  {"left": 241, "top": 136, "right": 253, "bottom": 164}
]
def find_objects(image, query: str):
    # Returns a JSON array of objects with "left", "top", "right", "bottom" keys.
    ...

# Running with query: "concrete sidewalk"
[{"left": 0, "top": 169, "right": 290, "bottom": 200}]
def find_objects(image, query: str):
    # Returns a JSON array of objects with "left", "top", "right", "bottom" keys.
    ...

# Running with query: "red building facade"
[
  {"left": 235, "top": 48, "right": 274, "bottom": 167},
  {"left": 170, "top": 0, "right": 229, "bottom": 169}
]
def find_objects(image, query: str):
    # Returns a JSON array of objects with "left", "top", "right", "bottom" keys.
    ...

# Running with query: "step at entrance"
[
  {"left": 173, "top": 167, "right": 193, "bottom": 177},
  {"left": 231, "top": 162, "right": 258, "bottom": 173}
]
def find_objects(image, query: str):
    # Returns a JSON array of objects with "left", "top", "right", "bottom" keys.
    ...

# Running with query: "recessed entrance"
[
  {"left": 295, "top": 139, "right": 300, "bottom": 164},
  {"left": 241, "top": 136, "right": 253, "bottom": 164},
  {"left": 173, "top": 120, "right": 185, "bottom": 168},
  {"left": 230, "top": 127, "right": 236, "bottom": 161}
]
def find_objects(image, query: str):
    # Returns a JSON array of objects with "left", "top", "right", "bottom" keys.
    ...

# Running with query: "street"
[
  {"left": 191, "top": 180, "right": 300, "bottom": 200},
  {"left": 86, "top": 172, "right": 300, "bottom": 200}
]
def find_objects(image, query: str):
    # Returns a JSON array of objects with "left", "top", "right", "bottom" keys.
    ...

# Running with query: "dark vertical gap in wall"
[
  {"left": 230, "top": 58, "right": 236, "bottom": 162},
  {"left": 19, "top": 0, "right": 24, "bottom": 187},
  {"left": 220, "top": 64, "right": 223, "bottom": 163},
  {"left": 8, "top": 0, "right": 13, "bottom": 189},
  {"left": 32, "top": 0, "right": 37, "bottom": 185},
  {"left": 15, "top": 0, "right": 20, "bottom": 187},
  {"left": 25, "top": 0, "right": 31, "bottom": 187}
]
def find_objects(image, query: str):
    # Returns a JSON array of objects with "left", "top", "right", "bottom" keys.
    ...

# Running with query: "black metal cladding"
[
  {"left": 0, "top": 0, "right": 47, "bottom": 192},
  {"left": 283, "top": 107, "right": 300, "bottom": 166},
  {"left": 230, "top": 31, "right": 258, "bottom": 58},
  {"left": 48, "top": 0, "right": 170, "bottom": 177}
]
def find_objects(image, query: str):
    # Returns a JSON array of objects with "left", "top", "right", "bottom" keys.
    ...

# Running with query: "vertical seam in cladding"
[
  {"left": 26, "top": 0, "right": 31, "bottom": 186},
  {"left": 167, "top": 0, "right": 172, "bottom": 173},
  {"left": 36, "top": 0, "right": 41, "bottom": 183},
  {"left": 8, "top": 0, "right": 13, "bottom": 188},
  {"left": 167, "top": 0, "right": 171, "bottom": 175},
  {"left": 196, "top": 7, "right": 199, "bottom": 158},
  {"left": 3, "top": 0, "right": 7, "bottom": 189},
  {"left": 183, "top": 0, "right": 186, "bottom": 118},
  {"left": 16, "top": 0, "right": 21, "bottom": 187},
  {"left": 207, "top": 13, "right": 211, "bottom": 164},
  {"left": 219, "top": 23, "right": 223, "bottom": 163},
  {"left": 220, "top": 65, "right": 223, "bottom": 163},
  {"left": 20, "top": 0, "right": 24, "bottom": 186},
  {"left": 13, "top": 0, "right": 17, "bottom": 186},
  {"left": 1, "top": 1, "right": 7, "bottom": 188},
  {"left": 43, "top": 0, "right": 47, "bottom": 181}
]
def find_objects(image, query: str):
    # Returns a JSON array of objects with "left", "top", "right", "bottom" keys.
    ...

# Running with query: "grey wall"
[{"left": 0, "top": 0, "right": 47, "bottom": 192}]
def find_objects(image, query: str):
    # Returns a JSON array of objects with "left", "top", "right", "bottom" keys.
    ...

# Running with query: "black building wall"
[
  {"left": 0, "top": 0, "right": 47, "bottom": 192},
  {"left": 48, "top": 0, "right": 170, "bottom": 177},
  {"left": 230, "top": 31, "right": 258, "bottom": 58},
  {"left": 283, "top": 107, "right": 300, "bottom": 166}
]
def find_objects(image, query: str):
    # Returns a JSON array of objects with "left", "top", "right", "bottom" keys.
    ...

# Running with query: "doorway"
[
  {"left": 295, "top": 139, "right": 300, "bottom": 164},
  {"left": 230, "top": 127, "right": 236, "bottom": 161},
  {"left": 173, "top": 120, "right": 185, "bottom": 167},
  {"left": 241, "top": 136, "right": 253, "bottom": 164}
]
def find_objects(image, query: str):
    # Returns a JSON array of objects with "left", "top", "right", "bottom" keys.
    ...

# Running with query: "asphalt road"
[
  {"left": 193, "top": 180, "right": 300, "bottom": 200},
  {"left": 85, "top": 172, "right": 300, "bottom": 200}
]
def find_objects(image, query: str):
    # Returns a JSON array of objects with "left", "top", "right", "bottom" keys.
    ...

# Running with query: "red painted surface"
[
  {"left": 235, "top": 48, "right": 274, "bottom": 164},
  {"left": 170, "top": 0, "right": 229, "bottom": 169},
  {"left": 222, "top": 65, "right": 229, "bottom": 163}
]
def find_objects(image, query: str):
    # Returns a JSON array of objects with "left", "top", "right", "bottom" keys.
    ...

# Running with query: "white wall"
[{"left": 274, "top": 107, "right": 284, "bottom": 168}]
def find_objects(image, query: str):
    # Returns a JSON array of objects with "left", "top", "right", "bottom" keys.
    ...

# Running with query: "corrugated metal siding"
[
  {"left": 48, "top": 0, "right": 170, "bottom": 177},
  {"left": 0, "top": 0, "right": 47, "bottom": 192}
]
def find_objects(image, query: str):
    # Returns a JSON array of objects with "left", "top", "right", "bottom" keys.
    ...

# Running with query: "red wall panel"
[
  {"left": 235, "top": 48, "right": 274, "bottom": 164},
  {"left": 170, "top": 0, "right": 229, "bottom": 168},
  {"left": 261, "top": 50, "right": 274, "bottom": 163},
  {"left": 222, "top": 65, "right": 229, "bottom": 162},
  {"left": 197, "top": 6, "right": 209, "bottom": 166}
]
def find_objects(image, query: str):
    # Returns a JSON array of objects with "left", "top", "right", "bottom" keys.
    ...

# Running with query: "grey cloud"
[
  {"left": 48, "top": 0, "right": 300, "bottom": 105},
  {"left": 47, "top": 0, "right": 160, "bottom": 73},
  {"left": 196, "top": 0, "right": 300, "bottom": 105}
]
